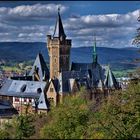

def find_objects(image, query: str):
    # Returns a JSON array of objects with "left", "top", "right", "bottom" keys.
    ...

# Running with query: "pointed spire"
[
  {"left": 53, "top": 7, "right": 66, "bottom": 40},
  {"left": 104, "top": 65, "right": 118, "bottom": 89},
  {"left": 93, "top": 33, "right": 97, "bottom": 63},
  {"left": 29, "top": 53, "right": 49, "bottom": 81}
]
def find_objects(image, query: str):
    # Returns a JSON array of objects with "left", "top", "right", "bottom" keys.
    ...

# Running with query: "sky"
[{"left": 0, "top": 1, "right": 140, "bottom": 48}]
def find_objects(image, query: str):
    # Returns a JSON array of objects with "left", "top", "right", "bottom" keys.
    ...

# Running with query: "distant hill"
[{"left": 0, "top": 42, "right": 139, "bottom": 71}]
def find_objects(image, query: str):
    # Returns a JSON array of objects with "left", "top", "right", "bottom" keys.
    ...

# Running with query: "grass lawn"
[
  {"left": 1, "top": 66, "right": 22, "bottom": 73},
  {"left": 113, "top": 69, "right": 135, "bottom": 78}
]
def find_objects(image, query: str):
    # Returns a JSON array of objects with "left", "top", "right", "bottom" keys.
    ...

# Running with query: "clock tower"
[{"left": 47, "top": 8, "right": 71, "bottom": 79}]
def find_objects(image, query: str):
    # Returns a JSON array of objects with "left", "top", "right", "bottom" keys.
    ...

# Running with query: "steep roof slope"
[{"left": 29, "top": 53, "right": 49, "bottom": 81}]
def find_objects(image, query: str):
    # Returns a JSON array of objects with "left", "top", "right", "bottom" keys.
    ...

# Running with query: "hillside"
[{"left": 0, "top": 42, "right": 139, "bottom": 70}]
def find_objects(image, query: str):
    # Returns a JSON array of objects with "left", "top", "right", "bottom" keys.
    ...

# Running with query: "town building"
[
  {"left": 0, "top": 9, "right": 120, "bottom": 115},
  {"left": 0, "top": 99, "right": 18, "bottom": 126}
]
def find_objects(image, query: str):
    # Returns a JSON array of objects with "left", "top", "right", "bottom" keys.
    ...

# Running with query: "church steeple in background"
[
  {"left": 93, "top": 34, "right": 97, "bottom": 63},
  {"left": 53, "top": 7, "right": 66, "bottom": 40}
]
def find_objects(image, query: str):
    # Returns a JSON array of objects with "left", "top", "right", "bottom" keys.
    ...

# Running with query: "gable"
[
  {"left": 29, "top": 53, "right": 49, "bottom": 81},
  {"left": 69, "top": 79, "right": 79, "bottom": 92},
  {"left": 47, "top": 80, "right": 57, "bottom": 98}
]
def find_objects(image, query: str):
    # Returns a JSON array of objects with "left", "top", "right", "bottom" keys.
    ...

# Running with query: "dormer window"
[
  {"left": 20, "top": 84, "right": 27, "bottom": 92},
  {"left": 37, "top": 88, "right": 42, "bottom": 94}
]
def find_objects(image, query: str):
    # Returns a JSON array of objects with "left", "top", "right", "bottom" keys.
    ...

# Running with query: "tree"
[
  {"left": 90, "top": 82, "right": 140, "bottom": 139},
  {"left": 14, "top": 115, "right": 35, "bottom": 139},
  {"left": 0, "top": 84, "right": 139, "bottom": 139},
  {"left": 40, "top": 90, "right": 91, "bottom": 139},
  {"left": 133, "top": 12, "right": 140, "bottom": 46},
  {"left": 0, "top": 128, "right": 9, "bottom": 139},
  {"left": 40, "top": 84, "right": 140, "bottom": 139}
]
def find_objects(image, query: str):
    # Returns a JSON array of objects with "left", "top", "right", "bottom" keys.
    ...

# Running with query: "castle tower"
[{"left": 47, "top": 8, "right": 71, "bottom": 79}]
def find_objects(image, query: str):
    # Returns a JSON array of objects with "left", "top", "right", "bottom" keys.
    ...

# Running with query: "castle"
[{"left": 0, "top": 9, "right": 119, "bottom": 115}]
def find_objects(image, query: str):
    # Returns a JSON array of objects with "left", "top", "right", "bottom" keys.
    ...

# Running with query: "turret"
[
  {"left": 47, "top": 8, "right": 71, "bottom": 79},
  {"left": 53, "top": 7, "right": 66, "bottom": 41}
]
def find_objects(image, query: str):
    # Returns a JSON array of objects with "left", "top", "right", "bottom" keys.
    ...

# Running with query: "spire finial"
[
  {"left": 94, "top": 33, "right": 96, "bottom": 53},
  {"left": 93, "top": 33, "right": 97, "bottom": 63},
  {"left": 58, "top": 7, "right": 60, "bottom": 13}
]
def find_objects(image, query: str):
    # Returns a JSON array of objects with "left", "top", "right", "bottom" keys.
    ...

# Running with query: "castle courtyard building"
[{"left": 0, "top": 9, "right": 120, "bottom": 115}]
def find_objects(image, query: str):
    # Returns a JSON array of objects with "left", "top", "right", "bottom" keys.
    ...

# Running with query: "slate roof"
[
  {"left": 53, "top": 9, "right": 66, "bottom": 39},
  {"left": 58, "top": 71, "right": 90, "bottom": 93},
  {"left": 0, "top": 99, "right": 18, "bottom": 117},
  {"left": 0, "top": 79, "right": 47, "bottom": 98},
  {"left": 91, "top": 63, "right": 106, "bottom": 88},
  {"left": 51, "top": 78, "right": 60, "bottom": 93},
  {"left": 104, "top": 66, "right": 119, "bottom": 89},
  {"left": 71, "top": 62, "right": 92, "bottom": 71},
  {"left": 68, "top": 78, "right": 76, "bottom": 92},
  {"left": 70, "top": 62, "right": 119, "bottom": 89},
  {"left": 11, "top": 76, "right": 33, "bottom": 81},
  {"left": 29, "top": 53, "right": 49, "bottom": 81},
  {"left": 32, "top": 91, "right": 49, "bottom": 110}
]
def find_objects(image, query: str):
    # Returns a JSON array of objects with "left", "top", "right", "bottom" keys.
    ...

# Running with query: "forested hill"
[{"left": 0, "top": 42, "right": 139, "bottom": 70}]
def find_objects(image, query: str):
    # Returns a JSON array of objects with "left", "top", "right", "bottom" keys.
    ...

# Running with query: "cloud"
[
  {"left": 63, "top": 9, "right": 139, "bottom": 47},
  {"left": 65, "top": 10, "right": 139, "bottom": 30},
  {"left": 0, "top": 3, "right": 67, "bottom": 22},
  {"left": 0, "top": 3, "right": 67, "bottom": 42},
  {"left": 16, "top": 25, "right": 51, "bottom": 42},
  {"left": 0, "top": 3, "right": 139, "bottom": 48}
]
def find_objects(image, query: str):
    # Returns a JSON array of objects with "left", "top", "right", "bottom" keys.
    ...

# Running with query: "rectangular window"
[
  {"left": 15, "top": 97, "right": 19, "bottom": 102},
  {"left": 50, "top": 88, "right": 54, "bottom": 92},
  {"left": 24, "top": 98, "right": 27, "bottom": 102},
  {"left": 29, "top": 99, "right": 32, "bottom": 103}
]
